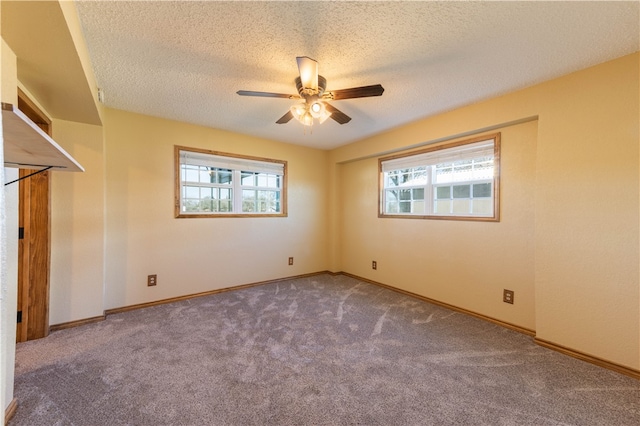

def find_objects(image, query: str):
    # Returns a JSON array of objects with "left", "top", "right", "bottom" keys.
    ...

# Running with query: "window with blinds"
[
  {"left": 379, "top": 134, "right": 500, "bottom": 221},
  {"left": 175, "top": 146, "right": 287, "bottom": 217}
]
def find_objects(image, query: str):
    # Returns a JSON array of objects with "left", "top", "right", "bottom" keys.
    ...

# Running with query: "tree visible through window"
[
  {"left": 379, "top": 134, "right": 500, "bottom": 221},
  {"left": 175, "top": 146, "right": 287, "bottom": 218}
]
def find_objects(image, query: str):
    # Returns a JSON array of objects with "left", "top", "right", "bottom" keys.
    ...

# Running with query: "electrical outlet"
[
  {"left": 288, "top": 257, "right": 294, "bottom": 265},
  {"left": 503, "top": 289, "right": 514, "bottom": 304},
  {"left": 148, "top": 274, "right": 157, "bottom": 287},
  {"left": 372, "top": 261, "right": 377, "bottom": 270}
]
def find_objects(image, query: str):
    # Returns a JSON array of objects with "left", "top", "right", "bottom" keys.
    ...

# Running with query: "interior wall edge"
[
  {"left": 40, "top": 267, "right": 640, "bottom": 381},
  {"left": 335, "top": 115, "right": 539, "bottom": 165},
  {"left": 535, "top": 338, "right": 640, "bottom": 381},
  {"left": 103, "top": 271, "right": 332, "bottom": 316},
  {"left": 49, "top": 268, "right": 531, "bottom": 336},
  {"left": 339, "top": 272, "right": 535, "bottom": 337},
  {"left": 58, "top": 0, "right": 104, "bottom": 125},
  {"left": 342, "top": 271, "right": 640, "bottom": 381},
  {"left": 45, "top": 272, "right": 337, "bottom": 332},
  {"left": 48, "top": 315, "right": 106, "bottom": 333}
]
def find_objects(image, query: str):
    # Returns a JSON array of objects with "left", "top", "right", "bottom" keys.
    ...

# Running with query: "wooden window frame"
[
  {"left": 175, "top": 145, "right": 288, "bottom": 218},
  {"left": 379, "top": 133, "right": 501, "bottom": 222}
]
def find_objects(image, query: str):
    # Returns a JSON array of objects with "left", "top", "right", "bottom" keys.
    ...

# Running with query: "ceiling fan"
[{"left": 237, "top": 57, "right": 384, "bottom": 127}]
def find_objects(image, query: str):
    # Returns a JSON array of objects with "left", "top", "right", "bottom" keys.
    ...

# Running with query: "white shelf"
[{"left": 2, "top": 102, "right": 84, "bottom": 172}]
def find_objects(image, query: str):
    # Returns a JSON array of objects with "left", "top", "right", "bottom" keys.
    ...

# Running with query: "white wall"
[
  {"left": 1, "top": 168, "right": 18, "bottom": 414},
  {"left": 1, "top": 34, "right": 19, "bottom": 414}
]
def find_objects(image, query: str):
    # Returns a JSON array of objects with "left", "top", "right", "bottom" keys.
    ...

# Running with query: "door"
[{"left": 16, "top": 88, "right": 51, "bottom": 342}]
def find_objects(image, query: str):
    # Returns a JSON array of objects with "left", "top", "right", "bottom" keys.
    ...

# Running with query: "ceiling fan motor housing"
[{"left": 296, "top": 75, "right": 327, "bottom": 98}]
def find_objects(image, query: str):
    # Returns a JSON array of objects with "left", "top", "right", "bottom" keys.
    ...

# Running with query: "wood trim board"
[
  {"left": 48, "top": 270, "right": 639, "bottom": 381},
  {"left": 535, "top": 337, "right": 640, "bottom": 380},
  {"left": 340, "top": 271, "right": 535, "bottom": 337},
  {"left": 104, "top": 272, "right": 325, "bottom": 315},
  {"left": 4, "top": 398, "right": 17, "bottom": 425},
  {"left": 48, "top": 315, "right": 107, "bottom": 332}
]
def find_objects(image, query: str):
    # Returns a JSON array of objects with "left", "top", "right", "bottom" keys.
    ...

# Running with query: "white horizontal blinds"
[
  {"left": 180, "top": 150, "right": 284, "bottom": 175},
  {"left": 381, "top": 140, "right": 494, "bottom": 172}
]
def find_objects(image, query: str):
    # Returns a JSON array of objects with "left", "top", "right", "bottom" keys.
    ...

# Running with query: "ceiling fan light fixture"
[
  {"left": 290, "top": 100, "right": 331, "bottom": 127},
  {"left": 302, "top": 111, "right": 314, "bottom": 127},
  {"left": 309, "top": 100, "right": 326, "bottom": 118},
  {"left": 290, "top": 102, "right": 307, "bottom": 121}
]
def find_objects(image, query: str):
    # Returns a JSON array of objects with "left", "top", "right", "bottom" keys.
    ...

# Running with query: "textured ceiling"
[{"left": 75, "top": 1, "right": 639, "bottom": 150}]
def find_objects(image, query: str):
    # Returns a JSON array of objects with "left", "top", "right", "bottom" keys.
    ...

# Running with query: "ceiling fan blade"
[
  {"left": 324, "top": 84, "right": 385, "bottom": 100},
  {"left": 237, "top": 90, "right": 299, "bottom": 99},
  {"left": 324, "top": 102, "right": 351, "bottom": 124},
  {"left": 296, "top": 56, "right": 318, "bottom": 91},
  {"left": 276, "top": 110, "right": 294, "bottom": 124}
]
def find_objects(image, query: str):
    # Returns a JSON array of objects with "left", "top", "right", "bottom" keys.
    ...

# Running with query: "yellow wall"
[
  {"left": 534, "top": 53, "right": 639, "bottom": 368},
  {"left": 102, "top": 108, "right": 329, "bottom": 310},
  {"left": 0, "top": 39, "right": 15, "bottom": 105},
  {"left": 338, "top": 122, "right": 537, "bottom": 330},
  {"left": 330, "top": 53, "right": 640, "bottom": 370},
  {"left": 50, "top": 119, "right": 105, "bottom": 325},
  {"left": 2, "top": 6, "right": 639, "bottom": 405}
]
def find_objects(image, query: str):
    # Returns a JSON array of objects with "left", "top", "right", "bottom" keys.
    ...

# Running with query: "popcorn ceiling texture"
[{"left": 75, "top": 1, "right": 639, "bottom": 149}]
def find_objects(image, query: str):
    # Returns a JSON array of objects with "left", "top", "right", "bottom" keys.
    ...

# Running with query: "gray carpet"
[{"left": 9, "top": 274, "right": 640, "bottom": 425}]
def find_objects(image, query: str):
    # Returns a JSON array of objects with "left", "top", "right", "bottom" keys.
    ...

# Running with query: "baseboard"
[
  {"left": 49, "top": 315, "right": 106, "bottom": 332},
  {"left": 105, "top": 271, "right": 331, "bottom": 315},
  {"left": 342, "top": 272, "right": 640, "bottom": 381},
  {"left": 45, "top": 270, "right": 639, "bottom": 381},
  {"left": 4, "top": 398, "right": 17, "bottom": 425},
  {"left": 48, "top": 272, "right": 330, "bottom": 329},
  {"left": 339, "top": 272, "right": 536, "bottom": 337},
  {"left": 50, "top": 270, "right": 534, "bottom": 337},
  {"left": 535, "top": 337, "right": 640, "bottom": 380}
]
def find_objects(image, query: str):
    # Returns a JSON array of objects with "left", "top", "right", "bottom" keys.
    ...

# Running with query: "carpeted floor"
[{"left": 9, "top": 274, "right": 640, "bottom": 425}]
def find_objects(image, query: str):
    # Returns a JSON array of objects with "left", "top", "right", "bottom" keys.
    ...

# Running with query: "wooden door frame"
[{"left": 16, "top": 88, "right": 52, "bottom": 342}]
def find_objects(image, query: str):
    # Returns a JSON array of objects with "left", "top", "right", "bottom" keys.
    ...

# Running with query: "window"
[
  {"left": 175, "top": 146, "right": 287, "bottom": 217},
  {"left": 379, "top": 134, "right": 500, "bottom": 221}
]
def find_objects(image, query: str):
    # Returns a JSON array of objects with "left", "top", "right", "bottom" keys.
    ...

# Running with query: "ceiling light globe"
[
  {"left": 309, "top": 101, "right": 325, "bottom": 119},
  {"left": 302, "top": 112, "right": 314, "bottom": 126},
  {"left": 290, "top": 103, "right": 307, "bottom": 120}
]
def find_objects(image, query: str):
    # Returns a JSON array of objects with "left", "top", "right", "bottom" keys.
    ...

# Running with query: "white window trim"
[
  {"left": 175, "top": 146, "right": 287, "bottom": 218},
  {"left": 379, "top": 133, "right": 500, "bottom": 221}
]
